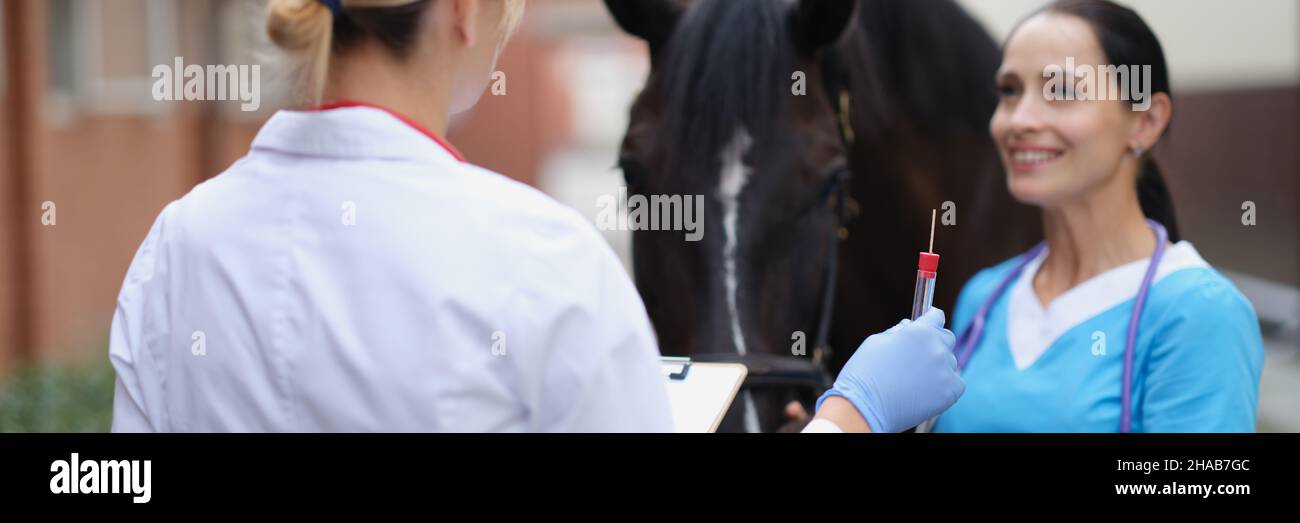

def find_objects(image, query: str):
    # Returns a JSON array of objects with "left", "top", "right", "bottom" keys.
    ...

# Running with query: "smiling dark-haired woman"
[{"left": 934, "top": 0, "right": 1263, "bottom": 433}]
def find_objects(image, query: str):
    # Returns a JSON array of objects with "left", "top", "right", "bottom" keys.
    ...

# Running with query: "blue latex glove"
[{"left": 816, "top": 308, "right": 963, "bottom": 433}]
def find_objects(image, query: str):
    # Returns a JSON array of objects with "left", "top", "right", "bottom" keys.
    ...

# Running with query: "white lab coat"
[{"left": 109, "top": 105, "right": 674, "bottom": 432}]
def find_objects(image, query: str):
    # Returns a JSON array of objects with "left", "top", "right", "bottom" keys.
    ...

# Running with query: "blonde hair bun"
[
  {"left": 264, "top": 1, "right": 526, "bottom": 104},
  {"left": 266, "top": 0, "right": 335, "bottom": 102}
]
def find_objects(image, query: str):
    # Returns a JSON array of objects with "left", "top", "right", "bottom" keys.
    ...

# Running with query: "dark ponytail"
[
  {"left": 1048, "top": 0, "right": 1181, "bottom": 242},
  {"left": 1137, "top": 157, "right": 1180, "bottom": 242}
]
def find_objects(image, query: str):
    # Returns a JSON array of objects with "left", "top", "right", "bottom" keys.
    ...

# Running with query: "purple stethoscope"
[{"left": 951, "top": 219, "right": 1168, "bottom": 433}]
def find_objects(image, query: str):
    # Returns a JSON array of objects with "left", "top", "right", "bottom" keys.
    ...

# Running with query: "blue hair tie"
[{"left": 319, "top": 0, "right": 342, "bottom": 17}]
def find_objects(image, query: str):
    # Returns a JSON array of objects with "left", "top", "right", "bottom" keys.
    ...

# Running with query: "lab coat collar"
[{"left": 252, "top": 101, "right": 467, "bottom": 164}]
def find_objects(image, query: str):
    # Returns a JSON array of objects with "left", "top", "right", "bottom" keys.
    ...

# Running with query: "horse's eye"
[{"left": 817, "top": 160, "right": 850, "bottom": 210}]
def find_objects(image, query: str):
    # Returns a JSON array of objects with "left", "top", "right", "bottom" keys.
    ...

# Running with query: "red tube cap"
[{"left": 918, "top": 252, "right": 940, "bottom": 272}]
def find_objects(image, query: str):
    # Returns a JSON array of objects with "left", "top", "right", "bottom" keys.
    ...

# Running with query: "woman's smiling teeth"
[{"left": 1011, "top": 149, "right": 1064, "bottom": 164}]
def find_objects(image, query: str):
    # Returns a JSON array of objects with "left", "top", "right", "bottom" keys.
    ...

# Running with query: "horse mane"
[
  {"left": 844, "top": 0, "right": 1003, "bottom": 137},
  {"left": 658, "top": 0, "right": 794, "bottom": 189},
  {"left": 655, "top": 0, "right": 1004, "bottom": 175}
]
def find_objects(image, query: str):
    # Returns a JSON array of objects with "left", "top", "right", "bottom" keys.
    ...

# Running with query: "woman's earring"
[{"left": 1131, "top": 142, "right": 1144, "bottom": 158}]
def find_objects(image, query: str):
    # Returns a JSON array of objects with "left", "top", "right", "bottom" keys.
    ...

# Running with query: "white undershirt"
[{"left": 1005, "top": 241, "right": 1210, "bottom": 370}]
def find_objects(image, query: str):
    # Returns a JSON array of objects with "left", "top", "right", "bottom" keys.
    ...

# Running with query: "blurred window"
[
  {"left": 47, "top": 0, "right": 177, "bottom": 119},
  {"left": 48, "top": 0, "right": 77, "bottom": 98},
  {"left": 1, "top": 1, "right": 6, "bottom": 99}
]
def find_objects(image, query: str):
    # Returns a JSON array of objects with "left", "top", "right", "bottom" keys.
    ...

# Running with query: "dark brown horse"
[{"left": 606, "top": 0, "right": 1040, "bottom": 432}]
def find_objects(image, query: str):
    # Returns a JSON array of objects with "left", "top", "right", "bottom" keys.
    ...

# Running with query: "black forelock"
[{"left": 658, "top": 0, "right": 797, "bottom": 185}]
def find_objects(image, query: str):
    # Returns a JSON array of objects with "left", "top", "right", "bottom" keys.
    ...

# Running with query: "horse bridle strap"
[
  {"left": 691, "top": 353, "right": 834, "bottom": 390},
  {"left": 810, "top": 45, "right": 858, "bottom": 373},
  {"left": 811, "top": 166, "right": 848, "bottom": 365}
]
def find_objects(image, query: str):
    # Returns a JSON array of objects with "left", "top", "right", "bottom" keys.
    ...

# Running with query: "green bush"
[{"left": 0, "top": 357, "right": 115, "bottom": 432}]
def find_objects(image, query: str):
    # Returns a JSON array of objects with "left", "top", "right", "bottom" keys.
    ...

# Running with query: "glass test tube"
[
  {"left": 911, "top": 252, "right": 940, "bottom": 320},
  {"left": 912, "top": 251, "right": 941, "bottom": 434}
]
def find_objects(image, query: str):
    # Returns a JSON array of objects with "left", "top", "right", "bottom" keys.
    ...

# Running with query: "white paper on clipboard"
[{"left": 661, "top": 358, "right": 747, "bottom": 433}]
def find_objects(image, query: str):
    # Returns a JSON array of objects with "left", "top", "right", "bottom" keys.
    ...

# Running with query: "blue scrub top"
[{"left": 934, "top": 251, "right": 1264, "bottom": 433}]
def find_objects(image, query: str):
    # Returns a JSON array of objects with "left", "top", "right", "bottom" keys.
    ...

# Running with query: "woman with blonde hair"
[{"left": 109, "top": 0, "right": 964, "bottom": 433}]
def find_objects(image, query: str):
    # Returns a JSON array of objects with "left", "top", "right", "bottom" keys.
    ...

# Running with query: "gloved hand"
[{"left": 816, "top": 308, "right": 963, "bottom": 433}]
